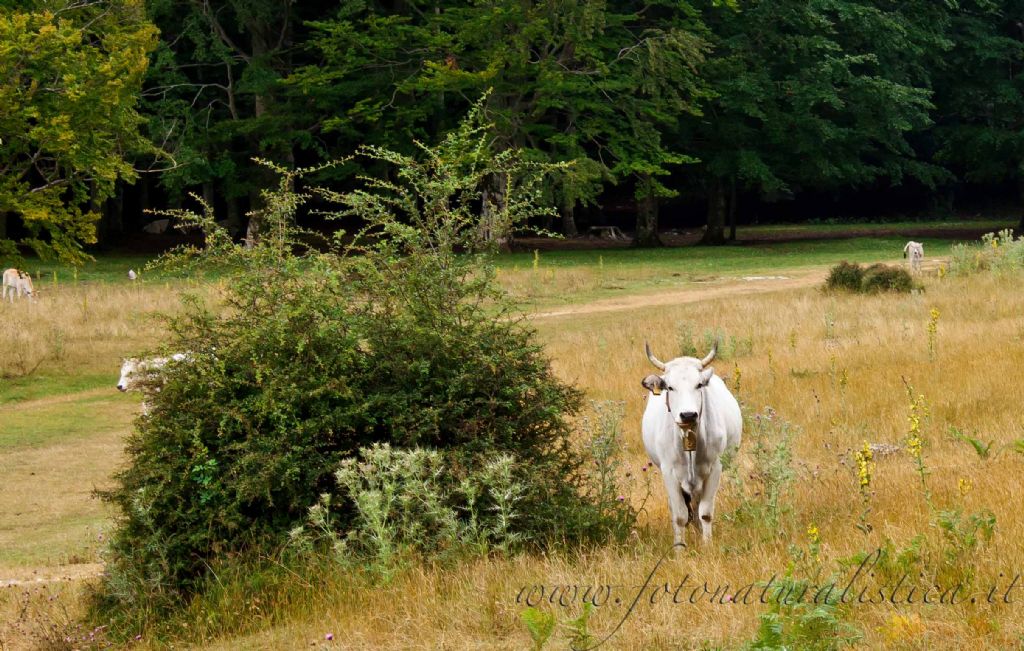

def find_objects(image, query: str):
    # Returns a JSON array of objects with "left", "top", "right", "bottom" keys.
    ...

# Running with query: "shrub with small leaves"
[
  {"left": 824, "top": 261, "right": 864, "bottom": 292},
  {"left": 96, "top": 102, "right": 622, "bottom": 618},
  {"left": 824, "top": 261, "right": 915, "bottom": 294},
  {"left": 861, "top": 264, "right": 915, "bottom": 293}
]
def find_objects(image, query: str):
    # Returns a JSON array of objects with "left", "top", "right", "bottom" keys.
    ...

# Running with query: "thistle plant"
[
  {"left": 853, "top": 440, "right": 873, "bottom": 534},
  {"left": 824, "top": 309, "right": 836, "bottom": 342}
]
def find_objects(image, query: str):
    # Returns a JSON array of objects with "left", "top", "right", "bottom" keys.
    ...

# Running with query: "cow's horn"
[
  {"left": 645, "top": 341, "right": 666, "bottom": 370},
  {"left": 700, "top": 340, "right": 718, "bottom": 368}
]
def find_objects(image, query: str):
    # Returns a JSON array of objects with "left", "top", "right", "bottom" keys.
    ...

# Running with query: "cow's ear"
[{"left": 641, "top": 374, "right": 667, "bottom": 395}]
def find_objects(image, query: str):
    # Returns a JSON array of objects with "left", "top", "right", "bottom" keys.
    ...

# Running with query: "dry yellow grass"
[
  {"left": 182, "top": 272, "right": 1024, "bottom": 649},
  {"left": 4, "top": 268, "right": 1024, "bottom": 650}
]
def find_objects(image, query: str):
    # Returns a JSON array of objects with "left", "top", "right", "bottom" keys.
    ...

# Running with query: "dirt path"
[
  {"left": 529, "top": 260, "right": 946, "bottom": 320},
  {"left": 0, "top": 562, "right": 103, "bottom": 587},
  {"left": 5, "top": 387, "right": 112, "bottom": 412},
  {"left": 529, "top": 268, "right": 825, "bottom": 319}
]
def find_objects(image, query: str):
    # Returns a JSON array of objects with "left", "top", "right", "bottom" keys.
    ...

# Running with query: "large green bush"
[
  {"left": 823, "top": 261, "right": 915, "bottom": 294},
  {"left": 97, "top": 107, "right": 630, "bottom": 614},
  {"left": 824, "top": 261, "right": 864, "bottom": 292},
  {"left": 861, "top": 263, "right": 915, "bottom": 293}
]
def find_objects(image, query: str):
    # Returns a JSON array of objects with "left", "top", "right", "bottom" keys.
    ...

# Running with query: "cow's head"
[
  {"left": 642, "top": 341, "right": 716, "bottom": 429},
  {"left": 117, "top": 358, "right": 142, "bottom": 392}
]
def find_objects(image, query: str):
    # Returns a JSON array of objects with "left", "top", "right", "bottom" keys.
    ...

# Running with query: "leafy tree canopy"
[{"left": 0, "top": 0, "right": 157, "bottom": 263}]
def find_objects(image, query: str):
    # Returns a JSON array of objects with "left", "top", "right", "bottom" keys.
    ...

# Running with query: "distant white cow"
[
  {"left": 128, "top": 269, "right": 137, "bottom": 281},
  {"left": 903, "top": 241, "right": 924, "bottom": 273},
  {"left": 2, "top": 268, "right": 35, "bottom": 302},
  {"left": 117, "top": 353, "right": 189, "bottom": 414},
  {"left": 142, "top": 219, "right": 171, "bottom": 235},
  {"left": 641, "top": 341, "right": 742, "bottom": 547}
]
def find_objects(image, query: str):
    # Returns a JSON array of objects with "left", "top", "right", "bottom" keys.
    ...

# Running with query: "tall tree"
[
  {"left": 929, "top": 0, "right": 1024, "bottom": 228},
  {"left": 142, "top": 0, "right": 332, "bottom": 242},
  {"left": 0, "top": 0, "right": 157, "bottom": 262},
  {"left": 294, "top": 0, "right": 708, "bottom": 246},
  {"left": 684, "top": 0, "right": 949, "bottom": 244}
]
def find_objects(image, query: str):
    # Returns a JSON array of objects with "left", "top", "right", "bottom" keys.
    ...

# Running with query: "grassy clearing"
[
  {"left": 0, "top": 281, "right": 189, "bottom": 573},
  {"left": 737, "top": 218, "right": 1014, "bottom": 237},
  {"left": 2, "top": 234, "right": 1023, "bottom": 649},
  {"left": 499, "top": 235, "right": 964, "bottom": 308}
]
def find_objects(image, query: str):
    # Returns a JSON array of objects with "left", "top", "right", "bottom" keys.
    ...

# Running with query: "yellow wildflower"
[
  {"left": 807, "top": 523, "right": 820, "bottom": 545},
  {"left": 855, "top": 441, "right": 873, "bottom": 490},
  {"left": 906, "top": 433, "right": 922, "bottom": 460},
  {"left": 958, "top": 477, "right": 972, "bottom": 497}
]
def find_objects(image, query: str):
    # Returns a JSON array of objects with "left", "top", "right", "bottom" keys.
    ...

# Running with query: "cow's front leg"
[
  {"left": 660, "top": 465, "right": 689, "bottom": 549},
  {"left": 697, "top": 459, "right": 723, "bottom": 544}
]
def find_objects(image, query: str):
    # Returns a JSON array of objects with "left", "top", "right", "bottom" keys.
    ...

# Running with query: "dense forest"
[{"left": 4, "top": 0, "right": 1024, "bottom": 258}]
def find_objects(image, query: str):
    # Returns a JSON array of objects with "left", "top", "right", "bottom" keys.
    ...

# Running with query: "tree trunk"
[
  {"left": 728, "top": 176, "right": 737, "bottom": 242},
  {"left": 633, "top": 176, "right": 662, "bottom": 247},
  {"left": 245, "top": 189, "right": 260, "bottom": 250},
  {"left": 107, "top": 185, "right": 124, "bottom": 243},
  {"left": 480, "top": 172, "right": 511, "bottom": 252},
  {"left": 243, "top": 25, "right": 274, "bottom": 249},
  {"left": 89, "top": 180, "right": 103, "bottom": 246},
  {"left": 0, "top": 213, "right": 8, "bottom": 240},
  {"left": 1018, "top": 179, "right": 1024, "bottom": 233},
  {"left": 202, "top": 181, "right": 216, "bottom": 215},
  {"left": 701, "top": 178, "right": 727, "bottom": 245},
  {"left": 561, "top": 202, "right": 578, "bottom": 237},
  {"left": 226, "top": 197, "right": 242, "bottom": 239}
]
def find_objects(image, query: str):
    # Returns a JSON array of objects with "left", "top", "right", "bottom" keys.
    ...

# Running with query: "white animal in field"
[
  {"left": 142, "top": 219, "right": 171, "bottom": 235},
  {"left": 117, "top": 353, "right": 190, "bottom": 414},
  {"left": 2, "top": 268, "right": 35, "bottom": 302},
  {"left": 903, "top": 241, "right": 924, "bottom": 273},
  {"left": 641, "top": 341, "right": 742, "bottom": 547},
  {"left": 128, "top": 269, "right": 137, "bottom": 281}
]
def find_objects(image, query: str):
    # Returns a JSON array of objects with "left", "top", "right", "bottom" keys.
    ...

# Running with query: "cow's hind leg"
[
  {"left": 660, "top": 465, "right": 690, "bottom": 549},
  {"left": 697, "top": 460, "right": 723, "bottom": 544}
]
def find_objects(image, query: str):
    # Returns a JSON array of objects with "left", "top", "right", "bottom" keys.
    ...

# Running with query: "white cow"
[
  {"left": 640, "top": 341, "right": 742, "bottom": 547},
  {"left": 117, "top": 353, "right": 190, "bottom": 414},
  {"left": 142, "top": 219, "right": 171, "bottom": 235},
  {"left": 903, "top": 241, "right": 924, "bottom": 273},
  {"left": 2, "top": 268, "right": 35, "bottom": 302}
]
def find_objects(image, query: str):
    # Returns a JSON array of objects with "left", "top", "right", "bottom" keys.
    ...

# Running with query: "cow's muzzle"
[
  {"left": 676, "top": 411, "right": 698, "bottom": 426},
  {"left": 117, "top": 385, "right": 127, "bottom": 392}
]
